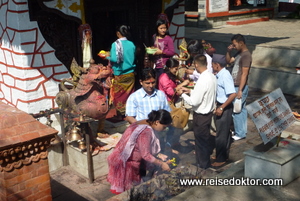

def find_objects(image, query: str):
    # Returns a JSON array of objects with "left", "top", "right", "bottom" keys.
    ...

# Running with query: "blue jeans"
[{"left": 232, "top": 85, "right": 248, "bottom": 138}]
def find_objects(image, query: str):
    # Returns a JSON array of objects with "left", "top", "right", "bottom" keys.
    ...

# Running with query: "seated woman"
[
  {"left": 158, "top": 58, "right": 189, "bottom": 102},
  {"left": 107, "top": 109, "right": 172, "bottom": 194},
  {"left": 158, "top": 58, "right": 189, "bottom": 153}
]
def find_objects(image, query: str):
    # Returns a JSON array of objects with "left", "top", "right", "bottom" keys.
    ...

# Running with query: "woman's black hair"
[
  {"left": 116, "top": 25, "right": 131, "bottom": 39},
  {"left": 155, "top": 19, "right": 169, "bottom": 35},
  {"left": 187, "top": 40, "right": 204, "bottom": 56},
  {"left": 147, "top": 109, "right": 172, "bottom": 125},
  {"left": 164, "top": 58, "right": 179, "bottom": 82},
  {"left": 140, "top": 67, "right": 156, "bottom": 81}
]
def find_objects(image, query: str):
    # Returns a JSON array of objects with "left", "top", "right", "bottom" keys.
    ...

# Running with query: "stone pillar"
[
  {"left": 198, "top": 0, "right": 208, "bottom": 27},
  {"left": 0, "top": 102, "right": 57, "bottom": 201},
  {"left": 268, "top": 0, "right": 279, "bottom": 17}
]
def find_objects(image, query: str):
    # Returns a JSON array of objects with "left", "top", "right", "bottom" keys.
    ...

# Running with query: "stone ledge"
[
  {"left": 251, "top": 66, "right": 300, "bottom": 74},
  {"left": 67, "top": 145, "right": 113, "bottom": 179},
  {"left": 227, "top": 17, "right": 269, "bottom": 26},
  {"left": 244, "top": 139, "right": 300, "bottom": 165},
  {"left": 185, "top": 11, "right": 199, "bottom": 18},
  {"left": 244, "top": 139, "right": 300, "bottom": 185},
  {"left": 0, "top": 102, "right": 58, "bottom": 148}
]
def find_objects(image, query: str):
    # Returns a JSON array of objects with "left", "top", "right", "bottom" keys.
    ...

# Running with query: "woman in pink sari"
[
  {"left": 158, "top": 58, "right": 189, "bottom": 102},
  {"left": 107, "top": 109, "right": 172, "bottom": 194}
]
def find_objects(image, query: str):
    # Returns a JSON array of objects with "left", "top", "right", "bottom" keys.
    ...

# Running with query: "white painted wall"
[{"left": 0, "top": 0, "right": 71, "bottom": 114}]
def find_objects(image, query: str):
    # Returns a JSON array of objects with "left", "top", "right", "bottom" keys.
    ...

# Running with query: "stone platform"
[
  {"left": 67, "top": 145, "right": 114, "bottom": 179},
  {"left": 244, "top": 138, "right": 300, "bottom": 186}
]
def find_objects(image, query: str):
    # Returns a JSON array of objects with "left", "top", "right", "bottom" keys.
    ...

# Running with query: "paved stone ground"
[
  {"left": 50, "top": 87, "right": 300, "bottom": 201},
  {"left": 50, "top": 19, "right": 300, "bottom": 201},
  {"left": 186, "top": 18, "right": 300, "bottom": 50}
]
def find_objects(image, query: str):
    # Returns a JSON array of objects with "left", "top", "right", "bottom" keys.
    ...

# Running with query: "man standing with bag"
[
  {"left": 177, "top": 55, "right": 217, "bottom": 169},
  {"left": 211, "top": 55, "right": 236, "bottom": 167},
  {"left": 226, "top": 34, "right": 252, "bottom": 141}
]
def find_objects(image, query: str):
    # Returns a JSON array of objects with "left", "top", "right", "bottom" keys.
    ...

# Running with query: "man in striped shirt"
[{"left": 125, "top": 68, "right": 170, "bottom": 123}]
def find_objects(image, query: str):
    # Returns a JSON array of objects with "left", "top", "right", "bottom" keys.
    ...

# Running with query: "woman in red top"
[
  {"left": 107, "top": 109, "right": 172, "bottom": 194},
  {"left": 159, "top": 58, "right": 189, "bottom": 102},
  {"left": 158, "top": 58, "right": 189, "bottom": 153}
]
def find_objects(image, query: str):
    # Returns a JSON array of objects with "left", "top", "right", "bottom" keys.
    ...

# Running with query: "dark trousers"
[
  {"left": 214, "top": 103, "right": 233, "bottom": 162},
  {"left": 193, "top": 111, "right": 214, "bottom": 169}
]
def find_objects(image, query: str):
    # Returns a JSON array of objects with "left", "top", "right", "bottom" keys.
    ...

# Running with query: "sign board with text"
[
  {"left": 246, "top": 88, "right": 295, "bottom": 144},
  {"left": 208, "top": 0, "right": 228, "bottom": 13}
]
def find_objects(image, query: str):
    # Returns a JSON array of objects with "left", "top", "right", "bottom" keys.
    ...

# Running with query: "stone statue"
[{"left": 56, "top": 59, "right": 112, "bottom": 120}]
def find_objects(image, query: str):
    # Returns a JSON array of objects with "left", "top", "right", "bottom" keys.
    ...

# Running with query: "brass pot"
[
  {"left": 68, "top": 127, "right": 82, "bottom": 142},
  {"left": 78, "top": 141, "right": 86, "bottom": 150}
]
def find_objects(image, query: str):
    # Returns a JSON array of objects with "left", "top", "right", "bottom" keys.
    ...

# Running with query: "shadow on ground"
[{"left": 51, "top": 179, "right": 88, "bottom": 201}]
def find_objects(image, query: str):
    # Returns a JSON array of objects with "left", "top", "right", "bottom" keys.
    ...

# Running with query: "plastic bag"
[{"left": 233, "top": 98, "right": 242, "bottom": 113}]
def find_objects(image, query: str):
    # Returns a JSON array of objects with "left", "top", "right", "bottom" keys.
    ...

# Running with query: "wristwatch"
[{"left": 219, "top": 107, "right": 223, "bottom": 111}]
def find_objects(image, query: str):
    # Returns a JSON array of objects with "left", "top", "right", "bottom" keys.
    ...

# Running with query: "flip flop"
[
  {"left": 97, "top": 133, "right": 110, "bottom": 138},
  {"left": 211, "top": 161, "right": 226, "bottom": 167}
]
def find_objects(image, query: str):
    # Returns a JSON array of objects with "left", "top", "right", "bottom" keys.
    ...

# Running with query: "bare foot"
[
  {"left": 97, "top": 133, "right": 110, "bottom": 138},
  {"left": 172, "top": 149, "right": 179, "bottom": 154}
]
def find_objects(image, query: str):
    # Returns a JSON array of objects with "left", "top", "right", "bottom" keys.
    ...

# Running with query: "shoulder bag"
[{"left": 169, "top": 92, "right": 190, "bottom": 129}]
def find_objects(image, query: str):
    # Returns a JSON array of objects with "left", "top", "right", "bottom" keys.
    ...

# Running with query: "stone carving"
[
  {"left": 55, "top": 59, "right": 112, "bottom": 120},
  {"left": 0, "top": 137, "right": 52, "bottom": 172}
]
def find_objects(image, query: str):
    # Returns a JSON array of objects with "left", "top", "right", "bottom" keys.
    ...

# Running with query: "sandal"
[
  {"left": 97, "top": 133, "right": 110, "bottom": 138},
  {"left": 211, "top": 161, "right": 226, "bottom": 167}
]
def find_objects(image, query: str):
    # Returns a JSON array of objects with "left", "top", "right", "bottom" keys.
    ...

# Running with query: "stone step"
[
  {"left": 185, "top": 24, "right": 300, "bottom": 96},
  {"left": 186, "top": 24, "right": 300, "bottom": 68},
  {"left": 244, "top": 138, "right": 300, "bottom": 186},
  {"left": 200, "top": 40, "right": 300, "bottom": 69},
  {"left": 226, "top": 17, "right": 269, "bottom": 26},
  {"left": 249, "top": 65, "right": 300, "bottom": 96},
  {"left": 185, "top": 11, "right": 199, "bottom": 27},
  {"left": 185, "top": 11, "right": 199, "bottom": 18}
]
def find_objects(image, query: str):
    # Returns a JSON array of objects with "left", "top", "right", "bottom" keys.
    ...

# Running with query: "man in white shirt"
[{"left": 177, "top": 54, "right": 217, "bottom": 169}]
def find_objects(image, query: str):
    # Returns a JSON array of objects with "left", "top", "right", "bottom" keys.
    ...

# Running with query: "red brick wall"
[
  {"left": 0, "top": 102, "right": 57, "bottom": 200},
  {"left": 0, "top": 159, "right": 52, "bottom": 201}
]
